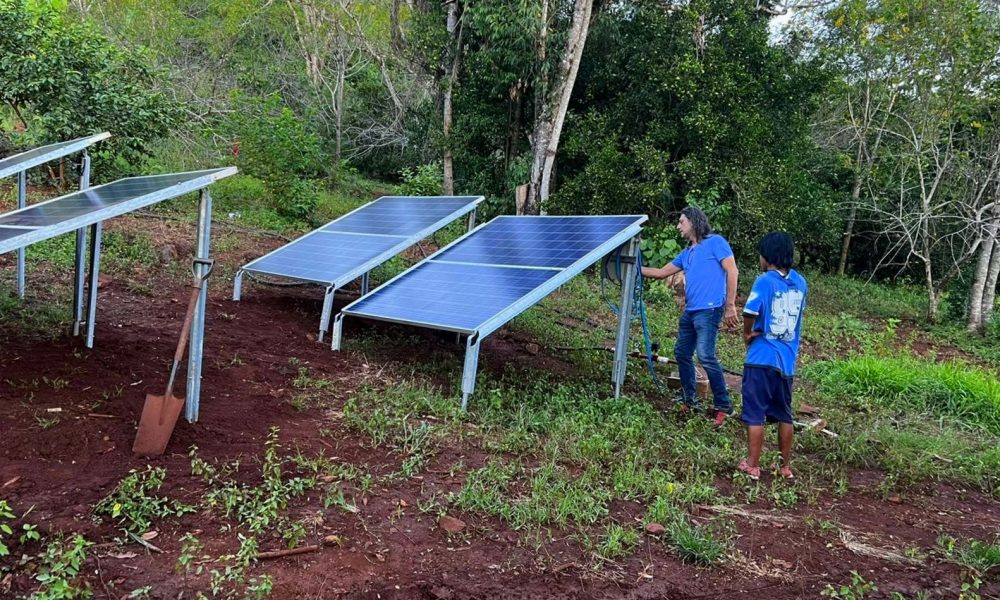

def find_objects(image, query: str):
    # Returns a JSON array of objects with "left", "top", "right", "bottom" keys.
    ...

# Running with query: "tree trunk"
[
  {"left": 983, "top": 232, "right": 1000, "bottom": 327},
  {"left": 967, "top": 207, "right": 999, "bottom": 333},
  {"left": 441, "top": 0, "right": 461, "bottom": 196},
  {"left": 523, "top": 0, "right": 594, "bottom": 215},
  {"left": 837, "top": 170, "right": 863, "bottom": 275},
  {"left": 334, "top": 64, "right": 345, "bottom": 165}
]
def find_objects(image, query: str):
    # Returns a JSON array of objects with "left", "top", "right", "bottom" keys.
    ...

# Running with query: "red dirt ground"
[{"left": 1, "top": 217, "right": 998, "bottom": 599}]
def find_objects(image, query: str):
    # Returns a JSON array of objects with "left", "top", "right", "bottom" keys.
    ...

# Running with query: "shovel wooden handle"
[{"left": 162, "top": 259, "right": 215, "bottom": 400}]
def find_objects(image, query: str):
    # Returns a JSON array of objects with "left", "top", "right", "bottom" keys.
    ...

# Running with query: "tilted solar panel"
[
  {"left": 0, "top": 168, "right": 237, "bottom": 255},
  {"left": 335, "top": 214, "right": 648, "bottom": 408},
  {"left": 340, "top": 261, "right": 557, "bottom": 333},
  {"left": 0, "top": 132, "right": 110, "bottom": 180},
  {"left": 235, "top": 195, "right": 484, "bottom": 341}
]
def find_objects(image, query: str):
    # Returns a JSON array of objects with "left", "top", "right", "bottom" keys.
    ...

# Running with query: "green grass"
[
  {"left": 806, "top": 356, "right": 1000, "bottom": 435},
  {"left": 803, "top": 271, "right": 929, "bottom": 322}
]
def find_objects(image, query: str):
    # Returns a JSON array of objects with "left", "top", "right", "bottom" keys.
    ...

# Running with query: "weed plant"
[{"left": 94, "top": 467, "right": 195, "bottom": 537}]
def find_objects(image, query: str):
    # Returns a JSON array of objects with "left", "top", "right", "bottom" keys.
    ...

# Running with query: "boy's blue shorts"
[{"left": 740, "top": 366, "right": 794, "bottom": 426}]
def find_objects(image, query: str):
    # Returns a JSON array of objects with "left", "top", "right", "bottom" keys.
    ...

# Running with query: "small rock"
[
  {"left": 645, "top": 523, "right": 666, "bottom": 535},
  {"left": 439, "top": 515, "right": 466, "bottom": 533},
  {"left": 889, "top": 495, "right": 902, "bottom": 504},
  {"left": 525, "top": 343, "right": 540, "bottom": 355}
]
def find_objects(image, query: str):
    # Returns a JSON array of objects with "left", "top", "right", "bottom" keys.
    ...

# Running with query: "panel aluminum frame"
[
  {"left": 0, "top": 132, "right": 111, "bottom": 180},
  {"left": 234, "top": 195, "right": 484, "bottom": 341},
  {"left": 334, "top": 215, "right": 647, "bottom": 409}
]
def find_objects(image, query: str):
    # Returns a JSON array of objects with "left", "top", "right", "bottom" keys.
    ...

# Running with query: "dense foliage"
[{"left": 1, "top": 0, "right": 998, "bottom": 328}]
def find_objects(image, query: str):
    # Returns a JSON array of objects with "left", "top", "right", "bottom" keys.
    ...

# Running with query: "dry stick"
[{"left": 257, "top": 544, "right": 322, "bottom": 560}]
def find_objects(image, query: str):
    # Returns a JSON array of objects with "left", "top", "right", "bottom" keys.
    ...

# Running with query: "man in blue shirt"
[
  {"left": 641, "top": 206, "right": 740, "bottom": 426},
  {"left": 737, "top": 232, "right": 807, "bottom": 481}
]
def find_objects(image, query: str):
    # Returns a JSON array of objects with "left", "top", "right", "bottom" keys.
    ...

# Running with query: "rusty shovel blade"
[{"left": 132, "top": 392, "right": 186, "bottom": 456}]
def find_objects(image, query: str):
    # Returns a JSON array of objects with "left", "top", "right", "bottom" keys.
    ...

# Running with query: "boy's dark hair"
[
  {"left": 758, "top": 231, "right": 795, "bottom": 269},
  {"left": 680, "top": 206, "right": 712, "bottom": 241}
]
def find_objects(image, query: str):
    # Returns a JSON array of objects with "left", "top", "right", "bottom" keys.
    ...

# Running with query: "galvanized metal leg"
[
  {"left": 84, "top": 223, "right": 103, "bottom": 348},
  {"left": 318, "top": 285, "right": 336, "bottom": 342},
  {"left": 360, "top": 272, "right": 370, "bottom": 296},
  {"left": 72, "top": 230, "right": 88, "bottom": 336},
  {"left": 186, "top": 189, "right": 213, "bottom": 423},
  {"left": 461, "top": 335, "right": 481, "bottom": 411},
  {"left": 16, "top": 171, "right": 26, "bottom": 299},
  {"left": 72, "top": 153, "right": 92, "bottom": 336},
  {"left": 331, "top": 313, "right": 345, "bottom": 351},
  {"left": 232, "top": 269, "right": 244, "bottom": 301},
  {"left": 467, "top": 208, "right": 477, "bottom": 232},
  {"left": 612, "top": 237, "right": 640, "bottom": 398}
]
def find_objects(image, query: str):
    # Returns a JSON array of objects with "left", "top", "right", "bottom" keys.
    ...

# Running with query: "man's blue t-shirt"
[
  {"left": 670, "top": 234, "right": 735, "bottom": 311},
  {"left": 743, "top": 269, "right": 808, "bottom": 378}
]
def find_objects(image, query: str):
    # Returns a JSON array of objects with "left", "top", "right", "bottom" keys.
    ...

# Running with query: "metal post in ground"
[
  {"left": 612, "top": 237, "right": 639, "bottom": 398},
  {"left": 72, "top": 152, "right": 92, "bottom": 336},
  {"left": 186, "top": 188, "right": 213, "bottom": 423},
  {"left": 461, "top": 335, "right": 481, "bottom": 411},
  {"left": 16, "top": 171, "right": 26, "bottom": 298}
]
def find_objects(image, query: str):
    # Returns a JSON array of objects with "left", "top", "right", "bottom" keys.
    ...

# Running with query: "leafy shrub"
[
  {"left": 399, "top": 162, "right": 443, "bottom": 196},
  {"left": 225, "top": 93, "right": 324, "bottom": 221},
  {"left": 640, "top": 226, "right": 682, "bottom": 268}
]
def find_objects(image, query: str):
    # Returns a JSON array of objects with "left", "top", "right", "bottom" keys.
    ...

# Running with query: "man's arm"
[
  {"left": 641, "top": 263, "right": 682, "bottom": 280},
  {"left": 721, "top": 256, "right": 740, "bottom": 328},
  {"left": 743, "top": 314, "right": 759, "bottom": 346}
]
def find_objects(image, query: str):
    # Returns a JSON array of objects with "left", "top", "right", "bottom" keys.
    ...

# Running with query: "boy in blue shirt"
[{"left": 737, "top": 232, "right": 807, "bottom": 481}]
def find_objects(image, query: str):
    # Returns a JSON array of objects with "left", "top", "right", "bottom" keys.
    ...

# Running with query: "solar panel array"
[
  {"left": 342, "top": 215, "right": 647, "bottom": 334},
  {"left": 0, "top": 168, "right": 236, "bottom": 255},
  {"left": 0, "top": 132, "right": 110, "bottom": 180},
  {"left": 241, "top": 196, "right": 483, "bottom": 287}
]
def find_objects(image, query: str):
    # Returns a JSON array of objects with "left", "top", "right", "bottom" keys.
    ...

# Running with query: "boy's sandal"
[
  {"left": 776, "top": 465, "right": 794, "bottom": 480},
  {"left": 737, "top": 460, "right": 761, "bottom": 481}
]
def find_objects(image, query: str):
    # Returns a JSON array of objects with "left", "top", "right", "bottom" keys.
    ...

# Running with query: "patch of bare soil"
[{"left": 1, "top": 216, "right": 998, "bottom": 599}]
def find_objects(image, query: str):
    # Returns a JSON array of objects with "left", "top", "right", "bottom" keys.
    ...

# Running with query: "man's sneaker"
[{"left": 711, "top": 410, "right": 727, "bottom": 429}]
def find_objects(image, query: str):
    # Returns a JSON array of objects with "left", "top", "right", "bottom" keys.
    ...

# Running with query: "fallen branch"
[
  {"left": 126, "top": 531, "right": 163, "bottom": 554},
  {"left": 257, "top": 545, "right": 322, "bottom": 560}
]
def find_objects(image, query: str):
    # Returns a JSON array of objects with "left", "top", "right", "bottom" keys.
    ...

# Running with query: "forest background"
[{"left": 2, "top": 0, "right": 999, "bottom": 334}]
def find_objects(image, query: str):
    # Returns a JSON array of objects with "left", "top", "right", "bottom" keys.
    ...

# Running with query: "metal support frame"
[
  {"left": 331, "top": 312, "right": 345, "bottom": 351},
  {"left": 612, "top": 236, "right": 640, "bottom": 398},
  {"left": 16, "top": 171, "right": 26, "bottom": 298},
  {"left": 360, "top": 272, "right": 370, "bottom": 296},
  {"left": 467, "top": 208, "right": 477, "bottom": 232},
  {"left": 185, "top": 189, "right": 213, "bottom": 423},
  {"left": 318, "top": 285, "right": 337, "bottom": 342},
  {"left": 84, "top": 223, "right": 102, "bottom": 348},
  {"left": 72, "top": 152, "right": 92, "bottom": 336},
  {"left": 460, "top": 335, "right": 481, "bottom": 410},
  {"left": 232, "top": 269, "right": 244, "bottom": 301}
]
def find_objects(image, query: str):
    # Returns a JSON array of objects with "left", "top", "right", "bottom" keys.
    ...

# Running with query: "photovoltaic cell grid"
[
  {"left": 0, "top": 168, "right": 236, "bottom": 255},
  {"left": 342, "top": 215, "right": 646, "bottom": 334},
  {"left": 0, "top": 133, "right": 110, "bottom": 180},
  {"left": 241, "top": 196, "right": 482, "bottom": 286}
]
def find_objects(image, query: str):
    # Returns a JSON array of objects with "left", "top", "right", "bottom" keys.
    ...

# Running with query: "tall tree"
[{"left": 523, "top": 0, "right": 595, "bottom": 214}]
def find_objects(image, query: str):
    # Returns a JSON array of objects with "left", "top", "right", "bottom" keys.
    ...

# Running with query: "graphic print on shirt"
[{"left": 767, "top": 289, "right": 805, "bottom": 341}]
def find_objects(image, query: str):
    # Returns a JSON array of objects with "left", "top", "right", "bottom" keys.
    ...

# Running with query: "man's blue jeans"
[{"left": 674, "top": 307, "right": 732, "bottom": 413}]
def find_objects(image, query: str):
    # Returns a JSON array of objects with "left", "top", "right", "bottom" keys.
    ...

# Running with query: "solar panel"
[
  {"left": 343, "top": 215, "right": 645, "bottom": 335},
  {"left": 235, "top": 195, "right": 484, "bottom": 341},
  {"left": 0, "top": 132, "right": 110, "bottom": 180},
  {"left": 335, "top": 214, "right": 648, "bottom": 408},
  {"left": 0, "top": 168, "right": 237, "bottom": 255}
]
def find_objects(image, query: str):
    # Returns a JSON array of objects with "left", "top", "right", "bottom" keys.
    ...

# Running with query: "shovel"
[{"left": 132, "top": 258, "right": 215, "bottom": 456}]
